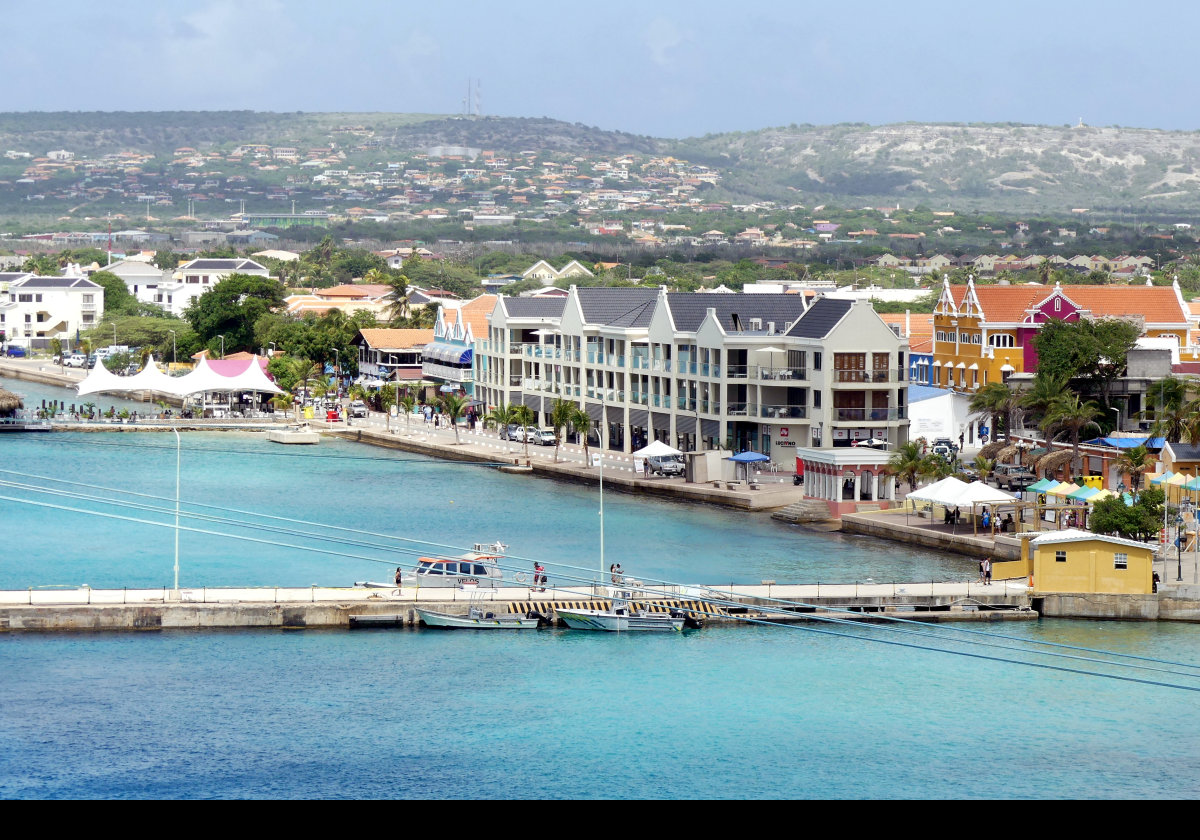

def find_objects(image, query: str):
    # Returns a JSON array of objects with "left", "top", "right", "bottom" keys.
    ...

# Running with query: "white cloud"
[{"left": 643, "top": 18, "right": 688, "bottom": 68}]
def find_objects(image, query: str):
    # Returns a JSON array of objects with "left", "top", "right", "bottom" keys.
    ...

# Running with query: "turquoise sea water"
[{"left": 3, "top": 383, "right": 1200, "bottom": 798}]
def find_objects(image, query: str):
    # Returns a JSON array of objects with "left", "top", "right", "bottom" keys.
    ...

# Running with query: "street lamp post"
[
  {"left": 1109, "top": 405, "right": 1120, "bottom": 432},
  {"left": 217, "top": 335, "right": 225, "bottom": 359},
  {"left": 167, "top": 329, "right": 176, "bottom": 365}
]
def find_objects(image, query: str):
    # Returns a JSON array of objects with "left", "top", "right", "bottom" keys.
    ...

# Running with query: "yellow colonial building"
[
  {"left": 1030, "top": 529, "right": 1155, "bottom": 595},
  {"left": 931, "top": 278, "right": 1192, "bottom": 393}
]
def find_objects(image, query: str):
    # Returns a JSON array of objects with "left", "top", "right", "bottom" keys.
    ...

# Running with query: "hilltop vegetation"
[{"left": 671, "top": 122, "right": 1200, "bottom": 213}]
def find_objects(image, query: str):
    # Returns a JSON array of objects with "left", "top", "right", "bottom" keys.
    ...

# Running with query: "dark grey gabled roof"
[
  {"left": 0, "top": 272, "right": 33, "bottom": 283},
  {"left": 181, "top": 258, "right": 267, "bottom": 271},
  {"left": 576, "top": 287, "right": 658, "bottom": 327},
  {"left": 786, "top": 297, "right": 854, "bottom": 338},
  {"left": 18, "top": 276, "right": 100, "bottom": 289},
  {"left": 503, "top": 297, "right": 566, "bottom": 318},
  {"left": 666, "top": 293, "right": 810, "bottom": 333}
]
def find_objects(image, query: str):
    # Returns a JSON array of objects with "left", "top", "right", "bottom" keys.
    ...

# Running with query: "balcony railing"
[
  {"left": 422, "top": 361, "right": 474, "bottom": 383},
  {"left": 757, "top": 366, "right": 806, "bottom": 381},
  {"left": 508, "top": 375, "right": 523, "bottom": 386},
  {"left": 727, "top": 365, "right": 749, "bottom": 379},
  {"left": 834, "top": 407, "right": 907, "bottom": 421},
  {"left": 832, "top": 368, "right": 907, "bottom": 383},
  {"left": 760, "top": 404, "right": 807, "bottom": 419}
]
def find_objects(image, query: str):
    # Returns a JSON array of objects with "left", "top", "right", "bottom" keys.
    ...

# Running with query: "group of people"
[{"left": 609, "top": 563, "right": 624, "bottom": 584}]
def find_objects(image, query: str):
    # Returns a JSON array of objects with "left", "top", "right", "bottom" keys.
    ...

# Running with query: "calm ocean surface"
[{"left": 3, "top": 381, "right": 1200, "bottom": 798}]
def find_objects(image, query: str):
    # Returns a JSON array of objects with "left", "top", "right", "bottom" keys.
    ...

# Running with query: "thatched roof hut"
[
  {"left": 978, "top": 441, "right": 1006, "bottom": 461},
  {"left": 993, "top": 444, "right": 1020, "bottom": 465},
  {"left": 1033, "top": 449, "right": 1075, "bottom": 478},
  {"left": 0, "top": 387, "right": 23, "bottom": 417}
]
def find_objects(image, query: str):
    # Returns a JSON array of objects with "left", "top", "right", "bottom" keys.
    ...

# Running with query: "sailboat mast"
[{"left": 599, "top": 393, "right": 605, "bottom": 589}]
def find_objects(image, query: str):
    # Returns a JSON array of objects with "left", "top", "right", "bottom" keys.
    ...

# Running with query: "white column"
[
  {"left": 872, "top": 472, "right": 880, "bottom": 501},
  {"left": 853, "top": 472, "right": 861, "bottom": 502}
]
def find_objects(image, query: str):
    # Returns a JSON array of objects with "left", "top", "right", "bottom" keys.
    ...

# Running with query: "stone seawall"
[{"left": 839, "top": 511, "right": 1023, "bottom": 561}]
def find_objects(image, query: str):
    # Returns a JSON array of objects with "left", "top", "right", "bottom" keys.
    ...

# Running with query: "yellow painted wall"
[
  {"left": 991, "top": 557, "right": 1031, "bottom": 580},
  {"left": 1033, "top": 541, "right": 1154, "bottom": 594}
]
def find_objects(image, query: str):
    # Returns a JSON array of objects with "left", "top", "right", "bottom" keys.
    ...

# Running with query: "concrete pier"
[{"left": 0, "top": 581, "right": 1035, "bottom": 632}]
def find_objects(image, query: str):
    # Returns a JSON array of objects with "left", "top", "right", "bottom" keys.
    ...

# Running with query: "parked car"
[
  {"left": 4, "top": 346, "right": 26, "bottom": 357},
  {"left": 647, "top": 454, "right": 685, "bottom": 476},
  {"left": 63, "top": 353, "right": 88, "bottom": 368},
  {"left": 349, "top": 400, "right": 368, "bottom": 418},
  {"left": 510, "top": 426, "right": 540, "bottom": 443},
  {"left": 530, "top": 429, "right": 557, "bottom": 446},
  {"left": 993, "top": 463, "right": 1036, "bottom": 491},
  {"left": 931, "top": 437, "right": 958, "bottom": 458},
  {"left": 500, "top": 423, "right": 522, "bottom": 441}
]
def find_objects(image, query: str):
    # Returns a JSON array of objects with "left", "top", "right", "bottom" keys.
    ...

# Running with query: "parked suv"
[
  {"left": 930, "top": 437, "right": 958, "bottom": 456},
  {"left": 349, "top": 400, "right": 368, "bottom": 418},
  {"left": 993, "top": 463, "right": 1036, "bottom": 491},
  {"left": 64, "top": 353, "right": 88, "bottom": 368},
  {"left": 647, "top": 454, "right": 685, "bottom": 476},
  {"left": 530, "top": 429, "right": 557, "bottom": 446}
]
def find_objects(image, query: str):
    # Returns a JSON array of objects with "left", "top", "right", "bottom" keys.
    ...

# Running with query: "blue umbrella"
[{"left": 728, "top": 451, "right": 770, "bottom": 463}]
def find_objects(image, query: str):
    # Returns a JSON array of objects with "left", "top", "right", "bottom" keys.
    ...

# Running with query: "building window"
[
  {"left": 1114, "top": 552, "right": 1128, "bottom": 570},
  {"left": 813, "top": 352, "right": 822, "bottom": 371},
  {"left": 1055, "top": 550, "right": 1067, "bottom": 563},
  {"left": 988, "top": 334, "right": 1015, "bottom": 348}
]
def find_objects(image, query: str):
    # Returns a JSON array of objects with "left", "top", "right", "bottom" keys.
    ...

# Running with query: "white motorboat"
[
  {"left": 556, "top": 588, "right": 686, "bottom": 633},
  {"left": 267, "top": 424, "right": 319, "bottom": 445},
  {"left": 403, "top": 542, "right": 508, "bottom": 588},
  {"left": 415, "top": 605, "right": 541, "bottom": 630}
]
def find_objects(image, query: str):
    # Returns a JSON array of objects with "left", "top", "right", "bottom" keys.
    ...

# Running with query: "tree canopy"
[
  {"left": 184, "top": 274, "right": 286, "bottom": 354},
  {"left": 1031, "top": 317, "right": 1140, "bottom": 401}
]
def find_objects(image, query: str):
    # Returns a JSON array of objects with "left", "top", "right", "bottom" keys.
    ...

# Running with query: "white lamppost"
[
  {"left": 172, "top": 426, "right": 181, "bottom": 592},
  {"left": 167, "top": 329, "right": 176, "bottom": 365}
]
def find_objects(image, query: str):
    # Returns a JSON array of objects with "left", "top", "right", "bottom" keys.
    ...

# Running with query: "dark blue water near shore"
[
  {"left": 3, "top": 420, "right": 1200, "bottom": 798},
  {"left": 4, "top": 622, "right": 1200, "bottom": 799}
]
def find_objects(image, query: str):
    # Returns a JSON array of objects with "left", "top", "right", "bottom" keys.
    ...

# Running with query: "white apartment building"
[
  {"left": 153, "top": 258, "right": 270, "bottom": 316},
  {"left": 103, "top": 259, "right": 173, "bottom": 307},
  {"left": 475, "top": 287, "right": 910, "bottom": 468},
  {"left": 0, "top": 273, "right": 104, "bottom": 349}
]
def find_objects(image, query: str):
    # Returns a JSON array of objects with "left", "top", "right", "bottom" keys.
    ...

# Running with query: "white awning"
[
  {"left": 1000, "top": 364, "right": 1016, "bottom": 372},
  {"left": 931, "top": 360, "right": 942, "bottom": 367},
  {"left": 956, "top": 362, "right": 967, "bottom": 369},
  {"left": 967, "top": 363, "right": 979, "bottom": 370}
]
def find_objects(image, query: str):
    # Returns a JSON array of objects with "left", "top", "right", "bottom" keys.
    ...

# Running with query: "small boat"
[
  {"left": 403, "top": 542, "right": 508, "bottom": 588},
  {"left": 415, "top": 604, "right": 541, "bottom": 630},
  {"left": 556, "top": 587, "right": 686, "bottom": 633}
]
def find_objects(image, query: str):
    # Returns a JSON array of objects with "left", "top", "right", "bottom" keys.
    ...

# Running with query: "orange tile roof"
[
  {"left": 947, "top": 285, "right": 1188, "bottom": 323},
  {"left": 443, "top": 294, "right": 497, "bottom": 338},
  {"left": 357, "top": 328, "right": 434, "bottom": 349},
  {"left": 317, "top": 284, "right": 390, "bottom": 299},
  {"left": 878, "top": 313, "right": 934, "bottom": 339}
]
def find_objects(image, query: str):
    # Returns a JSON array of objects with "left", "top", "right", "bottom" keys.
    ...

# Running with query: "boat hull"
[
  {"left": 415, "top": 607, "right": 539, "bottom": 630},
  {"left": 556, "top": 608, "right": 684, "bottom": 632}
]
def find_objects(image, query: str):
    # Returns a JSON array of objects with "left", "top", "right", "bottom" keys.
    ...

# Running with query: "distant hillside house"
[{"left": 521, "top": 259, "right": 594, "bottom": 287}]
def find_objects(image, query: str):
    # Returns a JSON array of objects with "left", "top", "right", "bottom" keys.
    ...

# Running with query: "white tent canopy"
[
  {"left": 906, "top": 476, "right": 970, "bottom": 505},
  {"left": 121, "top": 355, "right": 185, "bottom": 397},
  {"left": 76, "top": 360, "right": 133, "bottom": 396},
  {"left": 631, "top": 440, "right": 683, "bottom": 458},
  {"left": 956, "top": 481, "right": 1017, "bottom": 506},
  {"left": 219, "top": 355, "right": 283, "bottom": 395}
]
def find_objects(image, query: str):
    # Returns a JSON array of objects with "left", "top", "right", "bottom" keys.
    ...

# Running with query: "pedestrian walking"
[{"left": 984, "top": 556, "right": 993, "bottom": 585}]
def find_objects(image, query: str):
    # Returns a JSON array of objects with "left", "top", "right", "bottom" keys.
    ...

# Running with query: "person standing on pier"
[{"left": 983, "top": 557, "right": 992, "bottom": 585}]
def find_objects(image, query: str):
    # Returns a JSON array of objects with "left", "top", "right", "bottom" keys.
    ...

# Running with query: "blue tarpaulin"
[{"left": 1083, "top": 436, "right": 1165, "bottom": 449}]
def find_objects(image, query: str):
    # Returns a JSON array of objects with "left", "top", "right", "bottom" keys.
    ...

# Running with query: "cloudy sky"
[{"left": 9, "top": 0, "right": 1199, "bottom": 138}]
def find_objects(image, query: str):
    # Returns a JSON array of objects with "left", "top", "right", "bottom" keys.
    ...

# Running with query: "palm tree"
[
  {"left": 1114, "top": 444, "right": 1154, "bottom": 495},
  {"left": 512, "top": 403, "right": 535, "bottom": 458},
  {"left": 439, "top": 393, "right": 468, "bottom": 445},
  {"left": 972, "top": 455, "right": 996, "bottom": 484},
  {"left": 570, "top": 406, "right": 593, "bottom": 466},
  {"left": 399, "top": 392, "right": 417, "bottom": 431},
  {"left": 1020, "top": 372, "right": 1069, "bottom": 429},
  {"left": 484, "top": 402, "right": 516, "bottom": 437},
  {"left": 969, "top": 381, "right": 1022, "bottom": 438},
  {"left": 385, "top": 273, "right": 412, "bottom": 324},
  {"left": 886, "top": 441, "right": 925, "bottom": 493},
  {"left": 1147, "top": 376, "right": 1191, "bottom": 414},
  {"left": 548, "top": 398, "right": 575, "bottom": 463},
  {"left": 1041, "top": 393, "right": 1103, "bottom": 479}
]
